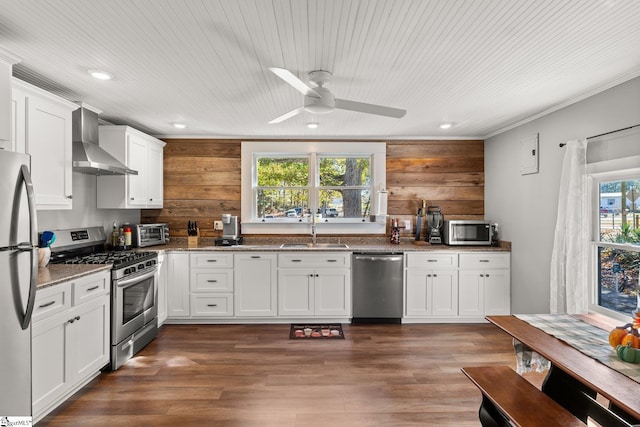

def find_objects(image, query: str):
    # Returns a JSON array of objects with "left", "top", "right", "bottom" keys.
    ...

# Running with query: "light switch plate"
[{"left": 214, "top": 220, "right": 223, "bottom": 230}]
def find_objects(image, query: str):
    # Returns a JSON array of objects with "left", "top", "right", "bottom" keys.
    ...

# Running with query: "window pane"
[
  {"left": 319, "top": 157, "right": 370, "bottom": 187},
  {"left": 318, "top": 189, "right": 370, "bottom": 219},
  {"left": 257, "top": 157, "right": 308, "bottom": 186},
  {"left": 257, "top": 189, "right": 309, "bottom": 218},
  {"left": 597, "top": 246, "right": 639, "bottom": 315},
  {"left": 599, "top": 180, "right": 640, "bottom": 243}
]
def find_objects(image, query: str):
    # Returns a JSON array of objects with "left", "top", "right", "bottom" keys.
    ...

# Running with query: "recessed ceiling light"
[
  {"left": 172, "top": 122, "right": 186, "bottom": 129},
  {"left": 88, "top": 69, "right": 113, "bottom": 80},
  {"left": 306, "top": 122, "right": 319, "bottom": 129},
  {"left": 439, "top": 123, "right": 453, "bottom": 129}
]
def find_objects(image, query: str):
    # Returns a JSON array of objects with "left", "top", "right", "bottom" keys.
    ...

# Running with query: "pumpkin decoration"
[
  {"left": 616, "top": 343, "right": 640, "bottom": 364},
  {"left": 608, "top": 325, "right": 631, "bottom": 348},
  {"left": 621, "top": 329, "right": 640, "bottom": 349}
]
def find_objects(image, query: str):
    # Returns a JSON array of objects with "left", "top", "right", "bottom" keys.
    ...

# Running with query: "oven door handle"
[{"left": 115, "top": 268, "right": 157, "bottom": 288}]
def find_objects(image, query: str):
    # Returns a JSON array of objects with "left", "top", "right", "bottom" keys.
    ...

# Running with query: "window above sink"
[{"left": 241, "top": 141, "right": 387, "bottom": 235}]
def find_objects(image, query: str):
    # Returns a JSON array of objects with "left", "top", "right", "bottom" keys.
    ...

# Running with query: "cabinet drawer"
[
  {"left": 33, "top": 282, "right": 72, "bottom": 323},
  {"left": 73, "top": 272, "right": 109, "bottom": 305},
  {"left": 190, "top": 253, "right": 234, "bottom": 268},
  {"left": 190, "top": 294, "right": 233, "bottom": 317},
  {"left": 406, "top": 253, "right": 458, "bottom": 269},
  {"left": 459, "top": 253, "right": 510, "bottom": 269},
  {"left": 190, "top": 270, "right": 233, "bottom": 292},
  {"left": 279, "top": 253, "right": 350, "bottom": 268}
]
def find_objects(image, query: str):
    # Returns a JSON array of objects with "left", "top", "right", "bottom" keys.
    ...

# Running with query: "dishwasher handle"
[{"left": 354, "top": 255, "right": 403, "bottom": 262}]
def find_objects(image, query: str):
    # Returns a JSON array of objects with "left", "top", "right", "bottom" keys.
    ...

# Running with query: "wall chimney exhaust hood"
[{"left": 72, "top": 104, "right": 138, "bottom": 175}]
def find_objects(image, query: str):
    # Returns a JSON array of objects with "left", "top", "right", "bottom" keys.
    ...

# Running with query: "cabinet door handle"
[
  {"left": 87, "top": 286, "right": 100, "bottom": 291},
  {"left": 327, "top": 259, "right": 337, "bottom": 263},
  {"left": 480, "top": 274, "right": 485, "bottom": 277},
  {"left": 65, "top": 195, "right": 73, "bottom": 199},
  {"left": 309, "top": 274, "right": 314, "bottom": 277},
  {"left": 39, "top": 301, "right": 56, "bottom": 308},
  {"left": 207, "top": 259, "right": 217, "bottom": 263},
  {"left": 68, "top": 316, "right": 80, "bottom": 323},
  {"left": 479, "top": 260, "right": 490, "bottom": 263},
  {"left": 485, "top": 274, "right": 490, "bottom": 277},
  {"left": 130, "top": 197, "right": 135, "bottom": 200},
  {"left": 207, "top": 280, "right": 218, "bottom": 283},
  {"left": 149, "top": 198, "right": 153, "bottom": 201},
  {"left": 251, "top": 255, "right": 261, "bottom": 259},
  {"left": 291, "top": 259, "right": 302, "bottom": 262},
  {"left": 427, "top": 259, "right": 437, "bottom": 262},
  {"left": 207, "top": 304, "right": 218, "bottom": 307},
  {"left": 315, "top": 274, "right": 319, "bottom": 277},
  {"left": 433, "top": 274, "right": 437, "bottom": 277},
  {"left": 427, "top": 274, "right": 432, "bottom": 277}
]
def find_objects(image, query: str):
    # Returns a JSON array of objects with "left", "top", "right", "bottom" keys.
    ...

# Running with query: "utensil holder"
[{"left": 188, "top": 229, "right": 200, "bottom": 247}]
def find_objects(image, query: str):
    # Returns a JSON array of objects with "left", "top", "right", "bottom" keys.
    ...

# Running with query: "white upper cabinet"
[
  {"left": 0, "top": 49, "right": 20, "bottom": 149},
  {"left": 12, "top": 78, "right": 78, "bottom": 210},
  {"left": 96, "top": 125, "right": 165, "bottom": 209}
]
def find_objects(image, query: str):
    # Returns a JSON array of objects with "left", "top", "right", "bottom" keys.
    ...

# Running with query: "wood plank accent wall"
[{"left": 141, "top": 139, "right": 484, "bottom": 238}]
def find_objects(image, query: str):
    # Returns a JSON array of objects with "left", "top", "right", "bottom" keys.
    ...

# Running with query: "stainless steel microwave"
[
  {"left": 132, "top": 223, "right": 169, "bottom": 247},
  {"left": 443, "top": 220, "right": 492, "bottom": 245}
]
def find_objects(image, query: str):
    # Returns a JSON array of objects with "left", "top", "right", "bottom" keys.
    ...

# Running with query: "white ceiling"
[{"left": 1, "top": 0, "right": 639, "bottom": 139}]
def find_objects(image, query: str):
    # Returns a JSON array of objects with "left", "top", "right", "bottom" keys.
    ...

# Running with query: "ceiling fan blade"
[
  {"left": 334, "top": 99, "right": 406, "bottom": 118},
  {"left": 268, "top": 67, "right": 320, "bottom": 97},
  {"left": 268, "top": 107, "right": 303, "bottom": 124}
]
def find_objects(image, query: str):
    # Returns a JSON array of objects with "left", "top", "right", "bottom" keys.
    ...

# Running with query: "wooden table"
[{"left": 487, "top": 315, "right": 640, "bottom": 426}]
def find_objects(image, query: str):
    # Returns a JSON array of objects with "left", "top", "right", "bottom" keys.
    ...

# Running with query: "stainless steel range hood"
[{"left": 72, "top": 106, "right": 137, "bottom": 175}]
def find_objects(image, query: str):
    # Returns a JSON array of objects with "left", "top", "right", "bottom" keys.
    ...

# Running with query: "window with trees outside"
[
  {"left": 592, "top": 175, "right": 640, "bottom": 318},
  {"left": 241, "top": 141, "right": 386, "bottom": 235}
]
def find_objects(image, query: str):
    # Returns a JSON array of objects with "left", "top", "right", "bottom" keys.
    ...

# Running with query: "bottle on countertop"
[
  {"left": 111, "top": 222, "right": 119, "bottom": 247},
  {"left": 124, "top": 226, "right": 132, "bottom": 248},
  {"left": 391, "top": 218, "right": 400, "bottom": 244}
]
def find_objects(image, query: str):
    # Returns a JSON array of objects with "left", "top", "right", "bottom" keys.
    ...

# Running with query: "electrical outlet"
[{"left": 214, "top": 220, "right": 223, "bottom": 231}]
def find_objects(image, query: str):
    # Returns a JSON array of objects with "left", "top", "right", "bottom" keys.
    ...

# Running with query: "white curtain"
[{"left": 550, "top": 138, "right": 589, "bottom": 314}]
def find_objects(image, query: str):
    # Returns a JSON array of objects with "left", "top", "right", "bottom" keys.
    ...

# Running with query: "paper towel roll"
[{"left": 377, "top": 191, "right": 388, "bottom": 216}]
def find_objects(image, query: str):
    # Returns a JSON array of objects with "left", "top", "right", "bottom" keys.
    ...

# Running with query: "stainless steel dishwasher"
[{"left": 352, "top": 252, "right": 404, "bottom": 323}]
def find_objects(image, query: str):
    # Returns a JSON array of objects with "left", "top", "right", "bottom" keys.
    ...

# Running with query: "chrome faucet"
[{"left": 311, "top": 223, "right": 317, "bottom": 245}]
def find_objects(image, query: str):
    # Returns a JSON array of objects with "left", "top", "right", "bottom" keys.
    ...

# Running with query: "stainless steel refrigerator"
[{"left": 0, "top": 149, "right": 38, "bottom": 418}]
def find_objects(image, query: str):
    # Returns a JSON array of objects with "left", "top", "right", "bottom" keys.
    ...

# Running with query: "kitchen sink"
[{"left": 280, "top": 243, "right": 349, "bottom": 249}]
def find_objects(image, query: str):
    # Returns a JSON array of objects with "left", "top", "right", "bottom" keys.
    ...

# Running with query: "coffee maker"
[
  {"left": 426, "top": 206, "right": 444, "bottom": 244},
  {"left": 215, "top": 214, "right": 243, "bottom": 246}
]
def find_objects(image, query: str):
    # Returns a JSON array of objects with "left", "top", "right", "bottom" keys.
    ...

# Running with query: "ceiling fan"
[{"left": 268, "top": 67, "right": 407, "bottom": 124}]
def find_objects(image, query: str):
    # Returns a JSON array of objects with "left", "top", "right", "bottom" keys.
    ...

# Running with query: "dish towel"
[{"left": 513, "top": 339, "right": 551, "bottom": 374}]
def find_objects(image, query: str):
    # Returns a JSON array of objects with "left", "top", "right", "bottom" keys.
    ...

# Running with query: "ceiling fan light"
[
  {"left": 439, "top": 123, "right": 453, "bottom": 129},
  {"left": 88, "top": 69, "right": 113, "bottom": 80},
  {"left": 172, "top": 122, "right": 186, "bottom": 129}
]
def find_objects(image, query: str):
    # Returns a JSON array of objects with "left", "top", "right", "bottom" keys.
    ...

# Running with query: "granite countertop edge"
[
  {"left": 145, "top": 240, "right": 512, "bottom": 253},
  {"left": 37, "top": 264, "right": 112, "bottom": 290}
]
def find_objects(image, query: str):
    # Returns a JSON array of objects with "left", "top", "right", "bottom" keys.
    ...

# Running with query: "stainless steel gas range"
[{"left": 49, "top": 226, "right": 158, "bottom": 370}]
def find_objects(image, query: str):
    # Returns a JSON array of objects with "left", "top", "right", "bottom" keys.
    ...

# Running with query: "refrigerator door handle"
[
  {"left": 18, "top": 164, "right": 38, "bottom": 330},
  {"left": 20, "top": 164, "right": 38, "bottom": 245}
]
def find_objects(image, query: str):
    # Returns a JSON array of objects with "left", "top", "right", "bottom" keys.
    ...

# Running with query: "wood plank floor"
[{"left": 38, "top": 323, "right": 519, "bottom": 426}]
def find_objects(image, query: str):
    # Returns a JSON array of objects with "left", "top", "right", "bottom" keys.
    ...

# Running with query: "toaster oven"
[{"left": 132, "top": 223, "right": 169, "bottom": 247}]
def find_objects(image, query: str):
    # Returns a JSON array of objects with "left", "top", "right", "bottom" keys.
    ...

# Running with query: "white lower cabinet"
[
  {"left": 458, "top": 253, "right": 511, "bottom": 318},
  {"left": 278, "top": 253, "right": 351, "bottom": 318},
  {"left": 32, "top": 270, "right": 110, "bottom": 423},
  {"left": 190, "top": 253, "right": 234, "bottom": 317},
  {"left": 405, "top": 253, "right": 458, "bottom": 318},
  {"left": 234, "top": 253, "right": 277, "bottom": 317},
  {"left": 167, "top": 252, "right": 190, "bottom": 318}
]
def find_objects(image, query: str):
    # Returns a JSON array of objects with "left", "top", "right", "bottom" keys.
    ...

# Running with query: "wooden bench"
[{"left": 462, "top": 366, "right": 585, "bottom": 427}]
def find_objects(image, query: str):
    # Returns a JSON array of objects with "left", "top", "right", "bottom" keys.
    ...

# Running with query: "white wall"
[
  {"left": 485, "top": 76, "right": 640, "bottom": 314},
  {"left": 37, "top": 172, "right": 139, "bottom": 235}
]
